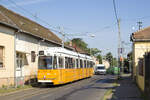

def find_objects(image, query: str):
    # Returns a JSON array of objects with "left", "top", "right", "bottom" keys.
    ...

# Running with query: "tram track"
[
  {"left": 23, "top": 75, "right": 107, "bottom": 100},
  {"left": 0, "top": 75, "right": 108, "bottom": 100}
]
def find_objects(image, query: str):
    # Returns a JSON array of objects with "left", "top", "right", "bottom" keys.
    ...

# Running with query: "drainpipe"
[{"left": 14, "top": 30, "right": 21, "bottom": 88}]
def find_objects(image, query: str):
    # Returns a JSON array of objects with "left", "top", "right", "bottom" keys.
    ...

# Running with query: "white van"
[{"left": 95, "top": 64, "right": 106, "bottom": 75}]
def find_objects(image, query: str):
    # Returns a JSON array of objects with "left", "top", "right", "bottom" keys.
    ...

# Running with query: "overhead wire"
[
  {"left": 2, "top": 0, "right": 118, "bottom": 42},
  {"left": 113, "top": 0, "right": 118, "bottom": 22},
  {"left": 7, "top": 0, "right": 60, "bottom": 32}
]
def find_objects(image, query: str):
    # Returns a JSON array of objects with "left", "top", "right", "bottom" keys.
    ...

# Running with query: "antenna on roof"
[{"left": 137, "top": 21, "right": 142, "bottom": 30}]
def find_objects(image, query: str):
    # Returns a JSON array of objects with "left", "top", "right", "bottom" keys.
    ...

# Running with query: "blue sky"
[{"left": 1, "top": 0, "right": 150, "bottom": 57}]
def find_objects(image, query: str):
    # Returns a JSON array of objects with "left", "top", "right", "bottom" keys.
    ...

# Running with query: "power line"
[
  {"left": 7, "top": 0, "right": 60, "bottom": 32},
  {"left": 113, "top": 0, "right": 118, "bottom": 22}
]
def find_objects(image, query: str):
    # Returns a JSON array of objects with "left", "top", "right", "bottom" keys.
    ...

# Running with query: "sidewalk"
[{"left": 110, "top": 74, "right": 144, "bottom": 100}]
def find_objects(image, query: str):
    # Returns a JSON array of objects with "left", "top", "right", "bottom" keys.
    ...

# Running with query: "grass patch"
[
  {"left": 0, "top": 85, "right": 32, "bottom": 94},
  {"left": 113, "top": 82, "right": 120, "bottom": 87},
  {"left": 102, "top": 82, "right": 120, "bottom": 100},
  {"left": 102, "top": 89, "right": 113, "bottom": 100}
]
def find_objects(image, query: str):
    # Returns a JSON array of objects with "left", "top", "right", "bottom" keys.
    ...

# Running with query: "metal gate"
[{"left": 144, "top": 52, "right": 150, "bottom": 94}]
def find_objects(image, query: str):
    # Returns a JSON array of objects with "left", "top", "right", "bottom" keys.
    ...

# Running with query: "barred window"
[
  {"left": 138, "top": 58, "right": 144, "bottom": 76},
  {"left": 31, "top": 51, "right": 36, "bottom": 62}
]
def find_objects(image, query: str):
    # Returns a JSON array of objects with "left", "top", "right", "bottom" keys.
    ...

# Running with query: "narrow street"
[{"left": 0, "top": 75, "right": 116, "bottom": 100}]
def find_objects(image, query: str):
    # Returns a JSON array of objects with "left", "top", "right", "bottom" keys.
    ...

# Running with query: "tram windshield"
[{"left": 38, "top": 56, "right": 53, "bottom": 69}]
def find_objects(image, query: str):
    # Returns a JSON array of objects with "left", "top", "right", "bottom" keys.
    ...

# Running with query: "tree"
[
  {"left": 97, "top": 54, "right": 102, "bottom": 64},
  {"left": 105, "top": 52, "right": 113, "bottom": 66},
  {"left": 112, "top": 57, "right": 117, "bottom": 66},
  {"left": 71, "top": 38, "right": 88, "bottom": 50},
  {"left": 90, "top": 48, "right": 101, "bottom": 56}
]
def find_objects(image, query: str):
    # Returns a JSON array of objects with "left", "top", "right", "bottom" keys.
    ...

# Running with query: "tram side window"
[
  {"left": 38, "top": 56, "right": 53, "bottom": 69},
  {"left": 84, "top": 60, "right": 87, "bottom": 68},
  {"left": 59, "top": 57, "right": 64, "bottom": 68},
  {"left": 71, "top": 58, "right": 75, "bottom": 69},
  {"left": 90, "top": 61, "right": 92, "bottom": 68},
  {"left": 69, "top": 58, "right": 73, "bottom": 69},
  {"left": 65, "top": 57, "right": 69, "bottom": 69},
  {"left": 80, "top": 59, "right": 83, "bottom": 68},
  {"left": 68, "top": 57, "right": 70, "bottom": 68},
  {"left": 53, "top": 56, "right": 57, "bottom": 69},
  {"left": 90, "top": 61, "right": 94, "bottom": 68},
  {"left": 73, "top": 58, "right": 75, "bottom": 68},
  {"left": 87, "top": 61, "right": 89, "bottom": 68},
  {"left": 76, "top": 59, "right": 79, "bottom": 68}
]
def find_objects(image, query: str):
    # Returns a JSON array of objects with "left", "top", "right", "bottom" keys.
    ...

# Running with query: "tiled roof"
[
  {"left": 0, "top": 5, "right": 62, "bottom": 44},
  {"left": 132, "top": 27, "right": 150, "bottom": 41}
]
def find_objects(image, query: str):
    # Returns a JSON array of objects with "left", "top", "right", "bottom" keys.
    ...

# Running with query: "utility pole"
[
  {"left": 117, "top": 19, "right": 122, "bottom": 78},
  {"left": 137, "top": 21, "right": 142, "bottom": 30},
  {"left": 113, "top": 0, "right": 122, "bottom": 78}
]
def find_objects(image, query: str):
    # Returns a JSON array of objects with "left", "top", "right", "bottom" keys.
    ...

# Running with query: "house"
[
  {"left": 0, "top": 5, "right": 71, "bottom": 87},
  {"left": 131, "top": 26, "right": 150, "bottom": 91},
  {"left": 102, "top": 60, "right": 110, "bottom": 69}
]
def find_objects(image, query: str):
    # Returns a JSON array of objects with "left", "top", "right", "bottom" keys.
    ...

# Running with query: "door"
[{"left": 16, "top": 52, "right": 24, "bottom": 86}]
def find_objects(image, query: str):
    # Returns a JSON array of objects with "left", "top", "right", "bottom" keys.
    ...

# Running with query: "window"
[
  {"left": 65, "top": 57, "right": 69, "bottom": 69},
  {"left": 0, "top": 46, "right": 4, "bottom": 68},
  {"left": 68, "top": 58, "right": 71, "bottom": 68},
  {"left": 53, "top": 56, "right": 57, "bottom": 69},
  {"left": 59, "top": 57, "right": 64, "bottom": 68},
  {"left": 31, "top": 51, "right": 36, "bottom": 62},
  {"left": 138, "top": 58, "right": 144, "bottom": 76},
  {"left": 87, "top": 61, "right": 89, "bottom": 68},
  {"left": 16, "top": 52, "right": 24, "bottom": 68},
  {"left": 76, "top": 59, "right": 79, "bottom": 68},
  {"left": 84, "top": 60, "right": 87, "bottom": 68},
  {"left": 72, "top": 58, "right": 75, "bottom": 68},
  {"left": 80, "top": 59, "right": 83, "bottom": 68},
  {"left": 90, "top": 61, "right": 92, "bottom": 68},
  {"left": 69, "top": 58, "right": 73, "bottom": 68},
  {"left": 38, "top": 56, "right": 53, "bottom": 69}
]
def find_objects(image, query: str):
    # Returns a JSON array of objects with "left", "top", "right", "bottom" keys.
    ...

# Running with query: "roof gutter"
[
  {"left": 0, "top": 21, "right": 18, "bottom": 30},
  {"left": 132, "top": 39, "right": 150, "bottom": 42},
  {"left": 0, "top": 21, "right": 74, "bottom": 50}
]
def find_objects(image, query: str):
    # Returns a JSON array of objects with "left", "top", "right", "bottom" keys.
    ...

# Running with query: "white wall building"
[{"left": 0, "top": 5, "right": 73, "bottom": 86}]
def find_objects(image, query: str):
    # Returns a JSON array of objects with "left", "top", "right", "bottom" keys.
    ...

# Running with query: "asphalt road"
[{"left": 0, "top": 75, "right": 116, "bottom": 100}]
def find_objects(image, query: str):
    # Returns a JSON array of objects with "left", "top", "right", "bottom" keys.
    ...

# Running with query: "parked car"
[{"left": 95, "top": 64, "right": 106, "bottom": 75}]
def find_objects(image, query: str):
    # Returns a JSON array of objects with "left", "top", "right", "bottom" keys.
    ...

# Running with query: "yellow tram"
[{"left": 37, "top": 47, "right": 95, "bottom": 85}]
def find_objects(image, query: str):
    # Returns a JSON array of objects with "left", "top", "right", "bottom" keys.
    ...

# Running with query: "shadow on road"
[
  {"left": 30, "top": 77, "right": 91, "bottom": 88},
  {"left": 107, "top": 75, "right": 143, "bottom": 100}
]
